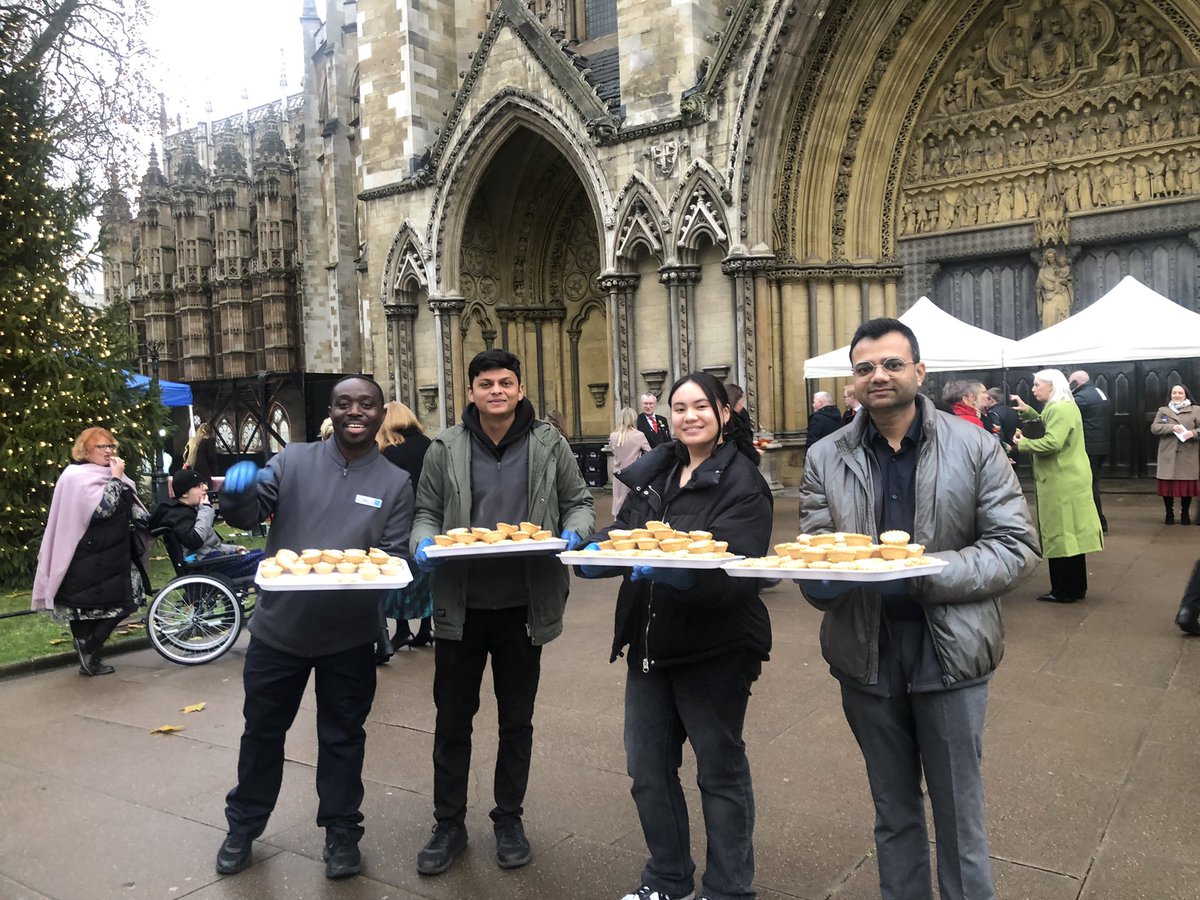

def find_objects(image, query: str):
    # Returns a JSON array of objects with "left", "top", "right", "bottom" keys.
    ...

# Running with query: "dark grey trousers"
[{"left": 841, "top": 681, "right": 993, "bottom": 900}]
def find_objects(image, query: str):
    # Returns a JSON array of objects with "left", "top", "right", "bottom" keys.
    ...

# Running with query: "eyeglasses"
[
  {"left": 852, "top": 358, "right": 916, "bottom": 378},
  {"left": 93, "top": 444, "right": 118, "bottom": 451}
]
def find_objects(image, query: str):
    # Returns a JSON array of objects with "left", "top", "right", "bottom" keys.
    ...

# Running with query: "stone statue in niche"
[
  {"left": 1124, "top": 95, "right": 1150, "bottom": 145},
  {"left": 1182, "top": 150, "right": 1200, "bottom": 193},
  {"left": 1077, "top": 5, "right": 1103, "bottom": 59},
  {"left": 1061, "top": 168, "right": 1080, "bottom": 210},
  {"left": 1107, "top": 162, "right": 1132, "bottom": 204},
  {"left": 1012, "top": 177, "right": 1028, "bottom": 219},
  {"left": 943, "top": 132, "right": 963, "bottom": 175},
  {"left": 1099, "top": 100, "right": 1124, "bottom": 150},
  {"left": 1109, "top": 31, "right": 1141, "bottom": 79},
  {"left": 1008, "top": 119, "right": 1030, "bottom": 165},
  {"left": 1166, "top": 153, "right": 1182, "bottom": 195},
  {"left": 984, "top": 123, "right": 1008, "bottom": 168},
  {"left": 1132, "top": 159, "right": 1151, "bottom": 200},
  {"left": 1151, "top": 92, "right": 1176, "bottom": 141},
  {"left": 1071, "top": 104, "right": 1096, "bottom": 155},
  {"left": 1054, "top": 110, "right": 1077, "bottom": 156},
  {"left": 964, "top": 128, "right": 985, "bottom": 172},
  {"left": 1148, "top": 155, "right": 1168, "bottom": 199},
  {"left": 1179, "top": 88, "right": 1199, "bottom": 138},
  {"left": 1036, "top": 248, "right": 1074, "bottom": 329},
  {"left": 1036, "top": 171, "right": 1068, "bottom": 246},
  {"left": 1092, "top": 164, "right": 1110, "bottom": 206},
  {"left": 1144, "top": 31, "right": 1181, "bottom": 74},
  {"left": 1077, "top": 165, "right": 1095, "bottom": 209},
  {"left": 923, "top": 135, "right": 943, "bottom": 180},
  {"left": 924, "top": 193, "right": 940, "bottom": 230},
  {"left": 997, "top": 181, "right": 1014, "bottom": 221},
  {"left": 1030, "top": 114, "right": 1053, "bottom": 162},
  {"left": 1002, "top": 23, "right": 1028, "bottom": 79}
]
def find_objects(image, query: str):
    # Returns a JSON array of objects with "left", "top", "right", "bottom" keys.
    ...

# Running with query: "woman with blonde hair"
[
  {"left": 608, "top": 407, "right": 651, "bottom": 515},
  {"left": 33, "top": 427, "right": 153, "bottom": 675},
  {"left": 184, "top": 422, "right": 218, "bottom": 479},
  {"left": 1012, "top": 368, "right": 1104, "bottom": 603},
  {"left": 377, "top": 401, "right": 435, "bottom": 650}
]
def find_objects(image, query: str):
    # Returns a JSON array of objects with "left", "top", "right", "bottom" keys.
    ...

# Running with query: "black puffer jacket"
[
  {"left": 57, "top": 486, "right": 135, "bottom": 610},
  {"left": 1071, "top": 382, "right": 1112, "bottom": 456},
  {"left": 592, "top": 440, "right": 773, "bottom": 670}
]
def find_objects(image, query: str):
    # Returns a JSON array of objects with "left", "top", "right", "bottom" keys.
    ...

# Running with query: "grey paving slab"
[{"left": 4, "top": 492, "right": 1200, "bottom": 898}]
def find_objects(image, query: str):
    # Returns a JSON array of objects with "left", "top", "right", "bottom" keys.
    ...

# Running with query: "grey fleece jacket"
[{"left": 221, "top": 439, "right": 413, "bottom": 657}]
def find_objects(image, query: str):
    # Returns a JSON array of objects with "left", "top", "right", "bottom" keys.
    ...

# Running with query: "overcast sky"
[{"left": 145, "top": 0, "right": 307, "bottom": 126}]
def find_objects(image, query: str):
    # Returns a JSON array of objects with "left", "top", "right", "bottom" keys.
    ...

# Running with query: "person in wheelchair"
[{"left": 149, "top": 470, "right": 264, "bottom": 580}]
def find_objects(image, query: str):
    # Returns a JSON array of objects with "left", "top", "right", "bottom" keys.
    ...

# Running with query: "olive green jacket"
[{"left": 411, "top": 420, "right": 595, "bottom": 644}]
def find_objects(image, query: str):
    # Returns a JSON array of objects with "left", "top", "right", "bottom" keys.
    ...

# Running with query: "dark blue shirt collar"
[{"left": 863, "top": 402, "right": 924, "bottom": 451}]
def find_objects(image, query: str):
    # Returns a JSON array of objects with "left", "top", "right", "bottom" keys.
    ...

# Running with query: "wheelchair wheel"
[{"left": 148, "top": 574, "right": 244, "bottom": 665}]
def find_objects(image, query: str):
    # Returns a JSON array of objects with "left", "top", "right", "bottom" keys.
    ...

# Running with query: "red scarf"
[{"left": 952, "top": 401, "right": 984, "bottom": 428}]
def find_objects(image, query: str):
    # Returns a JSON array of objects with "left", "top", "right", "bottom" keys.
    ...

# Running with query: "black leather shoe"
[
  {"left": 495, "top": 819, "right": 532, "bottom": 869},
  {"left": 1037, "top": 592, "right": 1079, "bottom": 604},
  {"left": 76, "top": 640, "right": 115, "bottom": 676},
  {"left": 411, "top": 630, "right": 435, "bottom": 648},
  {"left": 323, "top": 832, "right": 362, "bottom": 879},
  {"left": 417, "top": 822, "right": 467, "bottom": 875},
  {"left": 215, "top": 834, "right": 253, "bottom": 875},
  {"left": 1176, "top": 606, "right": 1200, "bottom": 635}
]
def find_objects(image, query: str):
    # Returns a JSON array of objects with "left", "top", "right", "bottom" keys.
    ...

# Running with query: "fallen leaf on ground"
[
  {"left": 181, "top": 702, "right": 206, "bottom": 714},
  {"left": 125, "top": 623, "right": 145, "bottom": 630},
  {"left": 150, "top": 725, "right": 184, "bottom": 734},
  {"left": 48, "top": 638, "right": 70, "bottom": 645}
]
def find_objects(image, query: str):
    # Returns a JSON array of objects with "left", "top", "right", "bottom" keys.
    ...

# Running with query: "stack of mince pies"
[
  {"left": 736, "top": 530, "right": 940, "bottom": 571},
  {"left": 583, "top": 521, "right": 732, "bottom": 559},
  {"left": 431, "top": 521, "right": 557, "bottom": 547},
  {"left": 257, "top": 547, "right": 407, "bottom": 581}
]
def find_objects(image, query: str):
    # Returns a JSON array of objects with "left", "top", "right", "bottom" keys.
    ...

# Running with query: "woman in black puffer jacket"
[{"left": 581, "top": 372, "right": 772, "bottom": 900}]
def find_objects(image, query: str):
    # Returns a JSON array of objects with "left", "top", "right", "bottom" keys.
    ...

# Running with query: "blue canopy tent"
[{"left": 125, "top": 372, "right": 194, "bottom": 407}]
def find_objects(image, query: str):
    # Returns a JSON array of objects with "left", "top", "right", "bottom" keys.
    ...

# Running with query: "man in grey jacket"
[
  {"left": 800, "top": 318, "right": 1039, "bottom": 900},
  {"left": 410, "top": 348, "right": 594, "bottom": 876},
  {"left": 214, "top": 376, "right": 414, "bottom": 881}
]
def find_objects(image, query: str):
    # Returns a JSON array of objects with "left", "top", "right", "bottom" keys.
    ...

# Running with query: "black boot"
[
  {"left": 411, "top": 617, "right": 435, "bottom": 647},
  {"left": 1176, "top": 561, "right": 1200, "bottom": 636},
  {"left": 1165, "top": 498, "right": 1176, "bottom": 525},
  {"left": 1183, "top": 499, "right": 1193, "bottom": 526}
]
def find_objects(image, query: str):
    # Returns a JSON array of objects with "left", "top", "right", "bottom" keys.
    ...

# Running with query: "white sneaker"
[{"left": 619, "top": 887, "right": 696, "bottom": 900}]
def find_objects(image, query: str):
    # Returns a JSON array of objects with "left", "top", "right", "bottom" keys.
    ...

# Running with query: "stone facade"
[{"left": 107, "top": 0, "right": 1200, "bottom": 481}]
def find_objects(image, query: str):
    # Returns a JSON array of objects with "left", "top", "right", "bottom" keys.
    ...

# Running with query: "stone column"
[
  {"left": 429, "top": 296, "right": 464, "bottom": 429},
  {"left": 384, "top": 302, "right": 418, "bottom": 409},
  {"left": 660, "top": 264, "right": 701, "bottom": 381},
  {"left": 721, "top": 254, "right": 774, "bottom": 423},
  {"left": 598, "top": 273, "right": 640, "bottom": 411}
]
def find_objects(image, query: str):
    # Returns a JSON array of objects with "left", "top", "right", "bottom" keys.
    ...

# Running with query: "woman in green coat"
[{"left": 1012, "top": 368, "right": 1104, "bottom": 603}]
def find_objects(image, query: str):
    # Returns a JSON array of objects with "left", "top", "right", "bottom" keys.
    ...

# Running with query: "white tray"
[
  {"left": 256, "top": 560, "right": 413, "bottom": 591},
  {"left": 723, "top": 558, "right": 948, "bottom": 582},
  {"left": 424, "top": 538, "right": 568, "bottom": 558},
  {"left": 558, "top": 551, "right": 744, "bottom": 570}
]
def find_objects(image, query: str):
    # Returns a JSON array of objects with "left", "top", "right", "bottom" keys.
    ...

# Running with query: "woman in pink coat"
[{"left": 608, "top": 407, "right": 651, "bottom": 515}]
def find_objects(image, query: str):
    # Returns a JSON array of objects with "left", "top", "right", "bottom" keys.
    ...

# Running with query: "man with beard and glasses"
[
  {"left": 799, "top": 318, "right": 1039, "bottom": 900},
  {"left": 213, "top": 376, "right": 414, "bottom": 881},
  {"left": 411, "top": 349, "right": 594, "bottom": 876}
]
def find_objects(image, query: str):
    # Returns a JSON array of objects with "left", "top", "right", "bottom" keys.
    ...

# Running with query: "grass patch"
[{"left": 0, "top": 524, "right": 266, "bottom": 668}]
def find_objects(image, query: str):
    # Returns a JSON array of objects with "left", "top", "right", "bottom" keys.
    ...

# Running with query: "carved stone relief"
[{"left": 899, "top": 0, "right": 1200, "bottom": 240}]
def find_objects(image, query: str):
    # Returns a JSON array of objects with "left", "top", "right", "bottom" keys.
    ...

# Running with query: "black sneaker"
[
  {"left": 323, "top": 832, "right": 362, "bottom": 879},
  {"left": 619, "top": 887, "right": 696, "bottom": 900},
  {"left": 416, "top": 822, "right": 467, "bottom": 875},
  {"left": 215, "top": 833, "right": 253, "bottom": 875},
  {"left": 494, "top": 819, "right": 531, "bottom": 869}
]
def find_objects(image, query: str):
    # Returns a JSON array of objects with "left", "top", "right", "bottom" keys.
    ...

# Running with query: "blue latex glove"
[
  {"left": 631, "top": 565, "right": 695, "bottom": 591},
  {"left": 223, "top": 460, "right": 260, "bottom": 495},
  {"left": 560, "top": 529, "right": 584, "bottom": 551},
  {"left": 575, "top": 542, "right": 607, "bottom": 579},
  {"left": 803, "top": 579, "right": 909, "bottom": 601},
  {"left": 413, "top": 537, "right": 447, "bottom": 574}
]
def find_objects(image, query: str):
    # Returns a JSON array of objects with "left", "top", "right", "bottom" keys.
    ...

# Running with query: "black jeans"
[
  {"left": 624, "top": 652, "right": 761, "bottom": 900},
  {"left": 1087, "top": 454, "right": 1106, "bottom": 524},
  {"left": 1048, "top": 554, "right": 1088, "bottom": 599},
  {"left": 225, "top": 636, "right": 376, "bottom": 840},
  {"left": 433, "top": 606, "right": 542, "bottom": 826}
]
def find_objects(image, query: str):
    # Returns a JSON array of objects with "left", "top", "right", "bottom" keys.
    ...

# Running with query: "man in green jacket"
[{"left": 410, "top": 349, "right": 594, "bottom": 876}]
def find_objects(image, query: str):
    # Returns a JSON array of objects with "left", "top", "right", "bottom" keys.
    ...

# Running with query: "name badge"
[{"left": 355, "top": 494, "right": 382, "bottom": 509}]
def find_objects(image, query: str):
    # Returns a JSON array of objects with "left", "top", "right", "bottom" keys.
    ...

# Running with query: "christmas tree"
[{"left": 0, "top": 56, "right": 164, "bottom": 586}]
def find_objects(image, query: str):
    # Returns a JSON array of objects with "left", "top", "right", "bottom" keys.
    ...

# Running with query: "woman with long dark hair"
[{"left": 579, "top": 372, "right": 773, "bottom": 900}]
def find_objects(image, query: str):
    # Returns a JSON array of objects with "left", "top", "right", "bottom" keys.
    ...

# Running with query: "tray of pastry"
[
  {"left": 256, "top": 548, "right": 413, "bottom": 591},
  {"left": 423, "top": 522, "right": 568, "bottom": 557},
  {"left": 721, "top": 530, "right": 947, "bottom": 581},
  {"left": 557, "top": 521, "right": 740, "bottom": 569}
]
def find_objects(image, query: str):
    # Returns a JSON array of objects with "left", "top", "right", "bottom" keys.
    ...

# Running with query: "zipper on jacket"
[{"left": 641, "top": 485, "right": 666, "bottom": 672}]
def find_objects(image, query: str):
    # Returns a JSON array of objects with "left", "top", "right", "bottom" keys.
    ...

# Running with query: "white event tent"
[
  {"left": 802, "top": 296, "right": 1018, "bottom": 379},
  {"left": 1004, "top": 276, "right": 1200, "bottom": 369}
]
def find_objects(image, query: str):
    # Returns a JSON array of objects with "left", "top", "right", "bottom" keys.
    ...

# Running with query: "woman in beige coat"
[
  {"left": 1151, "top": 384, "right": 1200, "bottom": 524},
  {"left": 608, "top": 407, "right": 651, "bottom": 515}
]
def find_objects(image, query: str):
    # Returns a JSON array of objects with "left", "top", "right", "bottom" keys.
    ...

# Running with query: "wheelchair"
[{"left": 146, "top": 527, "right": 258, "bottom": 665}]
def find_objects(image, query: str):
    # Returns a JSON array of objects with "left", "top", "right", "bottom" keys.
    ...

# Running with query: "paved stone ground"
[{"left": 2, "top": 491, "right": 1199, "bottom": 900}]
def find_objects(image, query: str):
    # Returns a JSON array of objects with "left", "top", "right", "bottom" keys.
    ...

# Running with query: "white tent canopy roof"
[
  {"left": 1004, "top": 276, "right": 1200, "bottom": 369},
  {"left": 802, "top": 296, "right": 1019, "bottom": 379}
]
